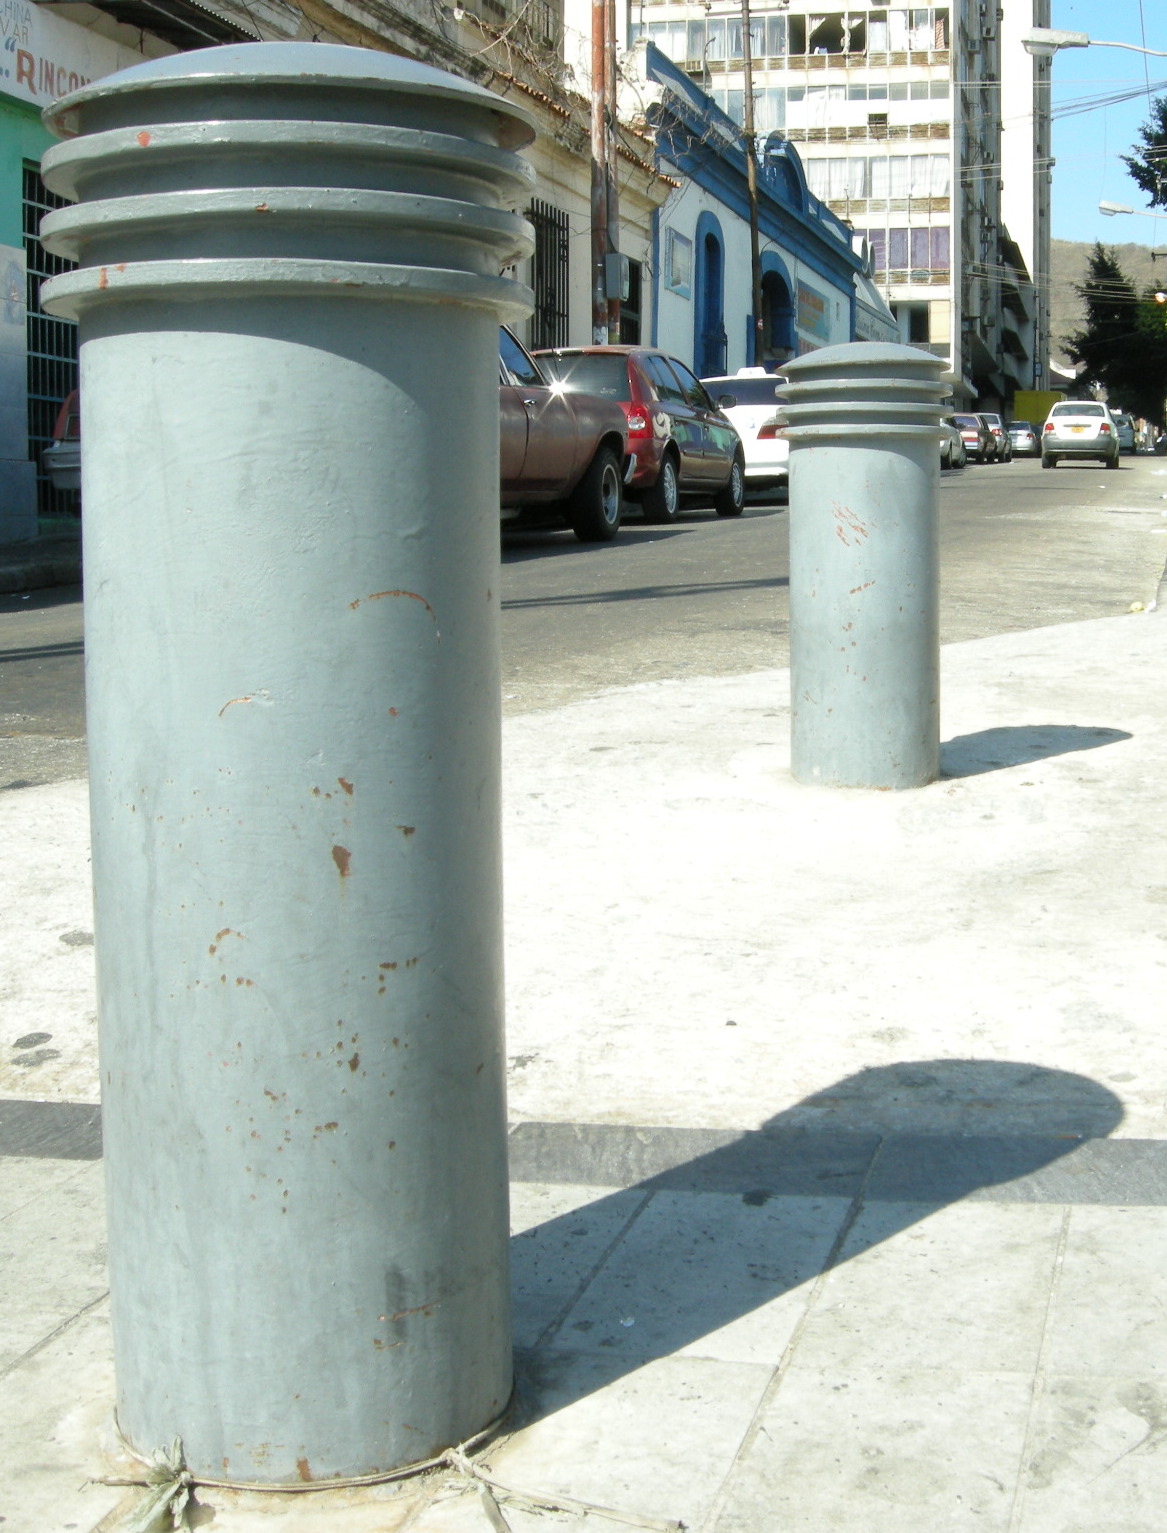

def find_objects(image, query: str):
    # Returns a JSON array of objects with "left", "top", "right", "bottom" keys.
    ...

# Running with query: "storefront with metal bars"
[{"left": 23, "top": 164, "right": 78, "bottom": 519}]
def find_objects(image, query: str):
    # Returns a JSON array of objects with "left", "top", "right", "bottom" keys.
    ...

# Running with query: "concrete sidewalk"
[{"left": 3, "top": 606, "right": 1167, "bottom": 1532}]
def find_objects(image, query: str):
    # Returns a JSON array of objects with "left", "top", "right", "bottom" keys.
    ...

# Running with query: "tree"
[
  {"left": 1122, "top": 96, "right": 1167, "bottom": 209},
  {"left": 1065, "top": 243, "right": 1167, "bottom": 424}
]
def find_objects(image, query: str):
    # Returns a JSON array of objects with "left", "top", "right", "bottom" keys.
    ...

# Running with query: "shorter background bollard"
[{"left": 778, "top": 342, "right": 950, "bottom": 789}]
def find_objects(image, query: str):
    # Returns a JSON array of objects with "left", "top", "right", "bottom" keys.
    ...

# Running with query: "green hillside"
[{"left": 1049, "top": 238, "right": 1167, "bottom": 369}]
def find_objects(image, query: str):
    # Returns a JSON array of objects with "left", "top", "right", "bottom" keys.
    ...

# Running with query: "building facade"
[
  {"left": 626, "top": 0, "right": 1046, "bottom": 407},
  {"left": 0, "top": 4, "right": 180, "bottom": 538},
  {"left": 619, "top": 43, "right": 874, "bottom": 374}
]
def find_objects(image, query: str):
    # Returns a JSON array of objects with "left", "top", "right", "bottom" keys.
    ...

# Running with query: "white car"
[
  {"left": 1041, "top": 401, "right": 1120, "bottom": 469},
  {"left": 701, "top": 368, "right": 788, "bottom": 490},
  {"left": 940, "top": 416, "right": 967, "bottom": 469}
]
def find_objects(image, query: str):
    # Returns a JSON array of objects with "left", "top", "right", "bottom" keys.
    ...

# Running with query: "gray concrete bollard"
[
  {"left": 39, "top": 42, "right": 535, "bottom": 1484},
  {"left": 778, "top": 342, "right": 949, "bottom": 789}
]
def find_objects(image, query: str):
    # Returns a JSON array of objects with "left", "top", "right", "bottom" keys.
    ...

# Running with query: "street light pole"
[{"left": 1022, "top": 26, "right": 1167, "bottom": 57}]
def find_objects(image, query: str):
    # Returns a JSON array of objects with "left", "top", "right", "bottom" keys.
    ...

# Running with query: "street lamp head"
[
  {"left": 1099, "top": 201, "right": 1135, "bottom": 216},
  {"left": 1021, "top": 27, "right": 1090, "bottom": 56}
]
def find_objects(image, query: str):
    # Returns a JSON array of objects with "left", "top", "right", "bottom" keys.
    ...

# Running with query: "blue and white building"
[{"left": 620, "top": 42, "right": 892, "bottom": 377}]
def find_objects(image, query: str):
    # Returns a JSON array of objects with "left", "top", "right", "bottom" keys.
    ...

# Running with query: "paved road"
[
  {"left": 500, "top": 456, "right": 1167, "bottom": 712},
  {"left": 2, "top": 456, "right": 1165, "bottom": 787}
]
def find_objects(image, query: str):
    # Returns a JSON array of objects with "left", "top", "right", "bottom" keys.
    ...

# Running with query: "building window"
[
  {"left": 807, "top": 154, "right": 950, "bottom": 201},
  {"left": 23, "top": 163, "right": 78, "bottom": 519},
  {"left": 664, "top": 228, "right": 693, "bottom": 297},
  {"left": 858, "top": 225, "right": 950, "bottom": 276},
  {"left": 893, "top": 302, "right": 931, "bottom": 343},
  {"left": 527, "top": 199, "right": 570, "bottom": 350}
]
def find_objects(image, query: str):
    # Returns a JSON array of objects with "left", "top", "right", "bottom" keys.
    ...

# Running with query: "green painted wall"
[{"left": 0, "top": 95, "right": 56, "bottom": 250}]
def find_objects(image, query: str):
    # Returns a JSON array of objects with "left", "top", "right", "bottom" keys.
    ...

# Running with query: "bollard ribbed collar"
[{"left": 43, "top": 41, "right": 537, "bottom": 152}]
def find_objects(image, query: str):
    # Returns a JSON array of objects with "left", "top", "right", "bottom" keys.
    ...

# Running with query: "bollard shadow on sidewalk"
[
  {"left": 940, "top": 724, "right": 1131, "bottom": 778},
  {"left": 506, "top": 1059, "right": 1123, "bottom": 1424}
]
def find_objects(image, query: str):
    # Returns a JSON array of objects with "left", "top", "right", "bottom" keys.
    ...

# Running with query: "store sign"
[{"left": 0, "top": 0, "right": 145, "bottom": 108}]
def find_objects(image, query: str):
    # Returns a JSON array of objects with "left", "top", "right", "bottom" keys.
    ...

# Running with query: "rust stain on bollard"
[{"left": 331, "top": 845, "right": 352, "bottom": 877}]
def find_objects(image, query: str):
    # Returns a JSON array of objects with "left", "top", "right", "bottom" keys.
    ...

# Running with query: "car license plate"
[{"left": 1069, "top": 425, "right": 1086, "bottom": 434}]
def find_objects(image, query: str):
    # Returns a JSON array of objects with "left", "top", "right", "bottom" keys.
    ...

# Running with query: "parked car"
[
  {"left": 940, "top": 415, "right": 967, "bottom": 470},
  {"left": 42, "top": 390, "right": 80, "bottom": 492},
  {"left": 534, "top": 344, "right": 746, "bottom": 521},
  {"left": 952, "top": 412, "right": 994, "bottom": 463},
  {"left": 1041, "top": 401, "right": 1120, "bottom": 469},
  {"left": 700, "top": 368, "right": 788, "bottom": 491},
  {"left": 499, "top": 327, "right": 629, "bottom": 541},
  {"left": 978, "top": 412, "right": 1011, "bottom": 462},
  {"left": 1110, "top": 412, "right": 1137, "bottom": 454},
  {"left": 1007, "top": 420, "right": 1040, "bottom": 457}
]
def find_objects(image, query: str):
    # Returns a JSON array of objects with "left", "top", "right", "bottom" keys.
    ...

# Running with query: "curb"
[{"left": 0, "top": 546, "right": 82, "bottom": 595}]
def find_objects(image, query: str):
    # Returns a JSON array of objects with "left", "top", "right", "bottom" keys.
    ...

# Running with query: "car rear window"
[
  {"left": 1010, "top": 421, "right": 1034, "bottom": 431},
  {"left": 1050, "top": 402, "right": 1105, "bottom": 417},
  {"left": 704, "top": 378, "right": 783, "bottom": 406},
  {"left": 953, "top": 414, "right": 980, "bottom": 428},
  {"left": 537, "top": 353, "right": 632, "bottom": 401}
]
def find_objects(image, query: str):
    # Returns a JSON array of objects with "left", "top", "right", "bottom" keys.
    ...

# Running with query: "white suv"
[{"left": 1041, "top": 401, "right": 1120, "bottom": 469}]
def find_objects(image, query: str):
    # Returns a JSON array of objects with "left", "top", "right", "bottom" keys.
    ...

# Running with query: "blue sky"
[{"left": 1050, "top": 0, "right": 1167, "bottom": 246}]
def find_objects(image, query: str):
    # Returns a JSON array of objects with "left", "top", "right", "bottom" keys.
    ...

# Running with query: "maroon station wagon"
[
  {"left": 534, "top": 345, "right": 746, "bottom": 522},
  {"left": 499, "top": 327, "right": 629, "bottom": 542}
]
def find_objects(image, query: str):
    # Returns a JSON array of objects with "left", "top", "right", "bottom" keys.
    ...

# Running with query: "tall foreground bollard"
[
  {"left": 40, "top": 44, "right": 535, "bottom": 1482},
  {"left": 779, "top": 343, "right": 949, "bottom": 788}
]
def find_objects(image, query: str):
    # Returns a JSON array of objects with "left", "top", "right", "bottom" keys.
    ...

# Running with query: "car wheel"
[
  {"left": 1105, "top": 451, "right": 1120, "bottom": 470},
  {"left": 1041, "top": 454, "right": 1056, "bottom": 469},
  {"left": 640, "top": 453, "right": 680, "bottom": 524},
  {"left": 714, "top": 454, "right": 745, "bottom": 517},
  {"left": 567, "top": 445, "right": 623, "bottom": 542}
]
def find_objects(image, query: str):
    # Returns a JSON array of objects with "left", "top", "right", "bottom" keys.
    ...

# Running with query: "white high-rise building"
[{"left": 627, "top": 0, "right": 1048, "bottom": 405}]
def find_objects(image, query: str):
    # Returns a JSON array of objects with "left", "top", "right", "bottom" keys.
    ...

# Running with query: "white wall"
[{"left": 655, "top": 170, "right": 852, "bottom": 373}]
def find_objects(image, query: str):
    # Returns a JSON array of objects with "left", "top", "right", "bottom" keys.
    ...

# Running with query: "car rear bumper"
[
  {"left": 744, "top": 464, "right": 788, "bottom": 485},
  {"left": 1044, "top": 437, "right": 1116, "bottom": 457},
  {"left": 43, "top": 442, "right": 80, "bottom": 491}
]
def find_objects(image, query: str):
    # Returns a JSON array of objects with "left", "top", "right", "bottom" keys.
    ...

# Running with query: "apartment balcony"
[
  {"left": 825, "top": 197, "right": 951, "bottom": 217},
  {"left": 785, "top": 123, "right": 951, "bottom": 144},
  {"left": 694, "top": 49, "right": 951, "bottom": 75}
]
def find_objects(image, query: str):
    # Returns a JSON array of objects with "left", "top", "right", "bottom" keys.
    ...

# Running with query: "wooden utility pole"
[
  {"left": 591, "top": 0, "right": 609, "bottom": 342},
  {"left": 740, "top": 0, "right": 764, "bottom": 365},
  {"left": 591, "top": 0, "right": 620, "bottom": 343},
  {"left": 606, "top": 0, "right": 621, "bottom": 341}
]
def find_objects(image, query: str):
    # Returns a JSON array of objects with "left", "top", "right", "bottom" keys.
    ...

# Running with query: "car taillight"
[
  {"left": 1043, "top": 422, "right": 1055, "bottom": 432},
  {"left": 757, "top": 421, "right": 787, "bottom": 440},
  {"left": 1100, "top": 423, "right": 1111, "bottom": 433},
  {"left": 625, "top": 411, "right": 650, "bottom": 437}
]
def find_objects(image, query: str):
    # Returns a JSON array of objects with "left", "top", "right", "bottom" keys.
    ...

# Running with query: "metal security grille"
[
  {"left": 528, "top": 199, "right": 570, "bottom": 350},
  {"left": 23, "top": 162, "right": 78, "bottom": 517}
]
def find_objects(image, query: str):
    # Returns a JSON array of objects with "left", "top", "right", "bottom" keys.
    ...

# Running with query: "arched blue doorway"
[
  {"left": 760, "top": 253, "right": 796, "bottom": 364},
  {"left": 693, "top": 212, "right": 727, "bottom": 376}
]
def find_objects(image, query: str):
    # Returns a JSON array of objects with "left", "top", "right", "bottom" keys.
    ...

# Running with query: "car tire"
[
  {"left": 640, "top": 452, "right": 680, "bottom": 523},
  {"left": 714, "top": 454, "right": 745, "bottom": 517},
  {"left": 567, "top": 445, "right": 623, "bottom": 542},
  {"left": 1105, "top": 452, "right": 1120, "bottom": 470},
  {"left": 1042, "top": 454, "right": 1056, "bottom": 469}
]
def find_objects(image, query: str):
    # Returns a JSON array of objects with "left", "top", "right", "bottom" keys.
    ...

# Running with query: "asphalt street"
[
  {"left": 498, "top": 456, "right": 1167, "bottom": 712},
  {"left": 2, "top": 456, "right": 1165, "bottom": 788}
]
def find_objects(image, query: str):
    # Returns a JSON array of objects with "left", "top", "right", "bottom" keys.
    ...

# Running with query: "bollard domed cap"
[
  {"left": 776, "top": 340, "right": 950, "bottom": 442},
  {"left": 780, "top": 340, "right": 949, "bottom": 380},
  {"left": 44, "top": 40, "right": 536, "bottom": 151}
]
